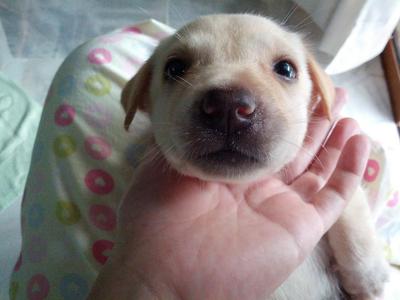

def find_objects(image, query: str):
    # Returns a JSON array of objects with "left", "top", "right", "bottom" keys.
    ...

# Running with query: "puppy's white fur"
[
  {"left": 123, "top": 15, "right": 313, "bottom": 182},
  {"left": 122, "top": 14, "right": 389, "bottom": 300}
]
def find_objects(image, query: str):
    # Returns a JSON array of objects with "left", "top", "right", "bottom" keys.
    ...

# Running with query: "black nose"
[{"left": 200, "top": 87, "right": 257, "bottom": 133}]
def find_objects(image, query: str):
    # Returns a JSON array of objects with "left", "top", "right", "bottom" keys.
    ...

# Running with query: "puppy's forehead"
[{"left": 171, "top": 14, "right": 305, "bottom": 62}]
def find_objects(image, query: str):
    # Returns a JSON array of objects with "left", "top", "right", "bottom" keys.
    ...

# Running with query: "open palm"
[{"left": 89, "top": 89, "right": 371, "bottom": 300}]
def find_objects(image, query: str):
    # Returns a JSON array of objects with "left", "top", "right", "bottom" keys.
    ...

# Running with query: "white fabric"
[{"left": 295, "top": 0, "right": 400, "bottom": 74}]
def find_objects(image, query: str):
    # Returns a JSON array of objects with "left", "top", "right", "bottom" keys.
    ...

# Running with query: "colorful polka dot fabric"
[
  {"left": 9, "top": 19, "right": 174, "bottom": 300},
  {"left": 364, "top": 143, "right": 400, "bottom": 266},
  {"left": 8, "top": 19, "right": 400, "bottom": 300}
]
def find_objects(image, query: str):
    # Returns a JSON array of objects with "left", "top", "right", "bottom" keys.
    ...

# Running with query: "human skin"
[{"left": 88, "top": 89, "right": 370, "bottom": 300}]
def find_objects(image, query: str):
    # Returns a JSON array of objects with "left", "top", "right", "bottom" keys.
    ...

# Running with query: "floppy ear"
[
  {"left": 121, "top": 59, "right": 152, "bottom": 130},
  {"left": 307, "top": 54, "right": 335, "bottom": 119}
]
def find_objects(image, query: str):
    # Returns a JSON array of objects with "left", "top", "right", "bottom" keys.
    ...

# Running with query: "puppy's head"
[{"left": 122, "top": 14, "right": 334, "bottom": 182}]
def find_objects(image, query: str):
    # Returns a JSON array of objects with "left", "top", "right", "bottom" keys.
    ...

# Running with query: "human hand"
[{"left": 88, "top": 88, "right": 371, "bottom": 300}]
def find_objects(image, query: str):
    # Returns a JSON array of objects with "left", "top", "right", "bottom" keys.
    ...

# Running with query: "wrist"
[
  {"left": 130, "top": 274, "right": 177, "bottom": 300},
  {"left": 130, "top": 268, "right": 180, "bottom": 300},
  {"left": 88, "top": 249, "right": 180, "bottom": 300}
]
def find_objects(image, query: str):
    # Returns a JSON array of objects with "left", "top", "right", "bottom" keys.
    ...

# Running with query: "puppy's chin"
[
  {"left": 177, "top": 162, "right": 271, "bottom": 183},
  {"left": 159, "top": 149, "right": 279, "bottom": 183}
]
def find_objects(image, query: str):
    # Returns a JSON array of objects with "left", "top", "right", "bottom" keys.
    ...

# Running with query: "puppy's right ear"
[
  {"left": 121, "top": 59, "right": 152, "bottom": 130},
  {"left": 307, "top": 54, "right": 335, "bottom": 120}
]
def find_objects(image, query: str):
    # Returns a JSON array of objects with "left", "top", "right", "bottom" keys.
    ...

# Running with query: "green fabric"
[{"left": 0, "top": 73, "right": 41, "bottom": 211}]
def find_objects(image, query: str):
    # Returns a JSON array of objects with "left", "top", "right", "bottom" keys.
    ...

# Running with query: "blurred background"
[{"left": 1, "top": 0, "right": 400, "bottom": 298}]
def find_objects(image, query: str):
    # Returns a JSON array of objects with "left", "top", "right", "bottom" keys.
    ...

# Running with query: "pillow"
[{"left": 9, "top": 19, "right": 173, "bottom": 300}]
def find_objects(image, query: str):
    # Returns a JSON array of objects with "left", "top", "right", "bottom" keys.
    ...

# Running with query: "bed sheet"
[{"left": 0, "top": 73, "right": 41, "bottom": 211}]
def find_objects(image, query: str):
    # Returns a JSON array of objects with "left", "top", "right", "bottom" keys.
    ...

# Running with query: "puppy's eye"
[
  {"left": 273, "top": 60, "right": 297, "bottom": 80},
  {"left": 164, "top": 58, "right": 188, "bottom": 80}
]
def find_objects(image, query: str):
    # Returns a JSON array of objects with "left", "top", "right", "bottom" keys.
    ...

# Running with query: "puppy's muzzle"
[
  {"left": 183, "top": 86, "right": 271, "bottom": 176},
  {"left": 199, "top": 87, "right": 257, "bottom": 134}
]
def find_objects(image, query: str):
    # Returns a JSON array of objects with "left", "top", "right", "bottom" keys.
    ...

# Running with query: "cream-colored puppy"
[{"left": 122, "top": 14, "right": 389, "bottom": 300}]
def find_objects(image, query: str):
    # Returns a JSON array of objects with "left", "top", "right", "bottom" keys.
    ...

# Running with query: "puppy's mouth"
[
  {"left": 181, "top": 137, "right": 267, "bottom": 178},
  {"left": 195, "top": 147, "right": 260, "bottom": 165}
]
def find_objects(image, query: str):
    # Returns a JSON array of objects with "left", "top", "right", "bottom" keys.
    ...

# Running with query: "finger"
[
  {"left": 311, "top": 135, "right": 370, "bottom": 232},
  {"left": 291, "top": 118, "right": 360, "bottom": 198},
  {"left": 279, "top": 88, "right": 347, "bottom": 183}
]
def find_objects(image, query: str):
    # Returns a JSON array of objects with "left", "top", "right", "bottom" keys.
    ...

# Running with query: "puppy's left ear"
[
  {"left": 307, "top": 54, "right": 335, "bottom": 119},
  {"left": 121, "top": 58, "right": 153, "bottom": 130}
]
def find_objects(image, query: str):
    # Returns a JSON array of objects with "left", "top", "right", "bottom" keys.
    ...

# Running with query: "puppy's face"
[{"left": 122, "top": 14, "right": 333, "bottom": 182}]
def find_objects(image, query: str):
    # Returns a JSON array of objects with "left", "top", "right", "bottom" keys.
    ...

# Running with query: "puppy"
[{"left": 121, "top": 14, "right": 389, "bottom": 300}]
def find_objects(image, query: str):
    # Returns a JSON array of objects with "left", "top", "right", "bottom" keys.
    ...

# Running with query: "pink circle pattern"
[
  {"left": 363, "top": 159, "right": 380, "bottom": 182},
  {"left": 54, "top": 104, "right": 76, "bottom": 126},
  {"left": 84, "top": 169, "right": 114, "bottom": 195},
  {"left": 92, "top": 240, "right": 114, "bottom": 265},
  {"left": 122, "top": 26, "right": 142, "bottom": 34},
  {"left": 88, "top": 48, "right": 112, "bottom": 65},
  {"left": 84, "top": 136, "right": 112, "bottom": 160},
  {"left": 27, "top": 274, "right": 50, "bottom": 300},
  {"left": 89, "top": 204, "right": 117, "bottom": 231},
  {"left": 387, "top": 191, "right": 399, "bottom": 207}
]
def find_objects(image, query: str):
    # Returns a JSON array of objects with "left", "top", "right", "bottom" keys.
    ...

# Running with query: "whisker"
[
  {"left": 168, "top": 75, "right": 189, "bottom": 88},
  {"left": 294, "top": 19, "right": 315, "bottom": 32},
  {"left": 303, "top": 131, "right": 330, "bottom": 157},
  {"left": 292, "top": 14, "right": 313, "bottom": 30},
  {"left": 281, "top": 3, "right": 298, "bottom": 25},
  {"left": 301, "top": 31, "right": 314, "bottom": 40},
  {"left": 279, "top": 137, "right": 325, "bottom": 170},
  {"left": 176, "top": 75, "right": 193, "bottom": 87},
  {"left": 168, "top": 2, "right": 186, "bottom": 26},
  {"left": 139, "top": 145, "right": 160, "bottom": 164}
]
